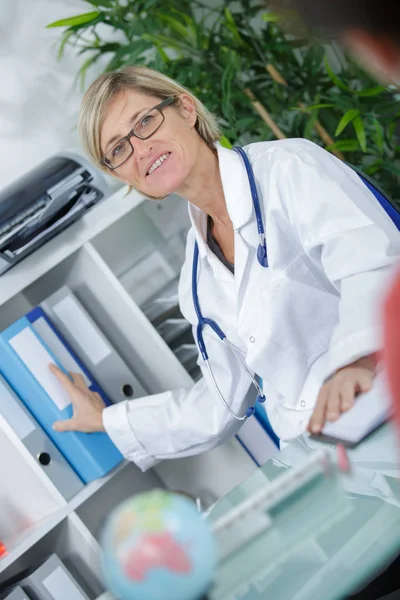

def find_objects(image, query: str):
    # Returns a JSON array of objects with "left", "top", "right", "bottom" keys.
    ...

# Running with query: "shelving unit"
[{"left": 0, "top": 186, "right": 256, "bottom": 592}]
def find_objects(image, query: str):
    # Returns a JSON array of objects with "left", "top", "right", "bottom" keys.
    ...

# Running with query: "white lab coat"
[{"left": 103, "top": 139, "right": 400, "bottom": 471}]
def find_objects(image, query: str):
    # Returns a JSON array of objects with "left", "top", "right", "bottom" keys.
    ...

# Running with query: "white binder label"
[
  {"left": 0, "top": 378, "right": 35, "bottom": 440},
  {"left": 52, "top": 296, "right": 112, "bottom": 366},
  {"left": 32, "top": 317, "right": 91, "bottom": 388},
  {"left": 9, "top": 328, "right": 71, "bottom": 411},
  {"left": 42, "top": 565, "right": 88, "bottom": 600}
]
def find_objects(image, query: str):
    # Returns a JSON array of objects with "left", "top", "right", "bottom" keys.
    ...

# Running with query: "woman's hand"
[
  {"left": 307, "top": 355, "right": 377, "bottom": 435},
  {"left": 49, "top": 364, "right": 106, "bottom": 433}
]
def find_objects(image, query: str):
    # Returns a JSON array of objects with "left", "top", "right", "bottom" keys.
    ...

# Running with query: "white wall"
[{"left": 0, "top": 0, "right": 106, "bottom": 190}]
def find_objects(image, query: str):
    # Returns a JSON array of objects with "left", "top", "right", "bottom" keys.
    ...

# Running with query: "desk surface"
[{"left": 207, "top": 422, "right": 400, "bottom": 600}]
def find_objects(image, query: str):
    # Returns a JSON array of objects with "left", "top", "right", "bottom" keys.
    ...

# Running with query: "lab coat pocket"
[{"left": 262, "top": 255, "right": 337, "bottom": 360}]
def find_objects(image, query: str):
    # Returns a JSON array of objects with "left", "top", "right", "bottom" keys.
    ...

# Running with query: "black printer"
[{"left": 0, "top": 152, "right": 109, "bottom": 275}]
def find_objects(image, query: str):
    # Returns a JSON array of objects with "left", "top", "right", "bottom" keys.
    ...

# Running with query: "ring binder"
[
  {"left": 41, "top": 286, "right": 147, "bottom": 403},
  {"left": 0, "top": 316, "right": 123, "bottom": 483},
  {"left": 0, "top": 374, "right": 84, "bottom": 499}
]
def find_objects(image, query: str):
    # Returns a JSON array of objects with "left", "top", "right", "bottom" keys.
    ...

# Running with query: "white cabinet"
[{"left": 0, "top": 186, "right": 256, "bottom": 590}]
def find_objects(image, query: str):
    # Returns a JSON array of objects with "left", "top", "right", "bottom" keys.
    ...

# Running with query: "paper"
[
  {"left": 0, "top": 377, "right": 35, "bottom": 440},
  {"left": 9, "top": 328, "right": 71, "bottom": 411},
  {"left": 32, "top": 317, "right": 91, "bottom": 387},
  {"left": 321, "top": 374, "right": 391, "bottom": 444},
  {"left": 42, "top": 565, "right": 88, "bottom": 600},
  {"left": 52, "top": 295, "right": 112, "bottom": 366}
]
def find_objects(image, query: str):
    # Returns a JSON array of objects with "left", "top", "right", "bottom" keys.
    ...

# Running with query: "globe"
[{"left": 101, "top": 489, "right": 217, "bottom": 600}]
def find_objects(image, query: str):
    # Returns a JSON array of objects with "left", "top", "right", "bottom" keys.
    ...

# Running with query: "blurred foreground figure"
[{"left": 274, "top": 0, "right": 400, "bottom": 83}]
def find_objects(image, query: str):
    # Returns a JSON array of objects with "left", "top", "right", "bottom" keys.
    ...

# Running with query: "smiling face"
[{"left": 100, "top": 89, "right": 202, "bottom": 198}]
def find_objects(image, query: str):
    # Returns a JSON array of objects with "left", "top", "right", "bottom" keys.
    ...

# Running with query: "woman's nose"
[{"left": 133, "top": 137, "right": 153, "bottom": 161}]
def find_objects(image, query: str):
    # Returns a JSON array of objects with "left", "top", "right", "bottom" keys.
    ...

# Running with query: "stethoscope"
[{"left": 192, "top": 147, "right": 268, "bottom": 421}]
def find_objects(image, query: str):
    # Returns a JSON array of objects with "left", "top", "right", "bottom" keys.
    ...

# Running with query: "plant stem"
[
  {"left": 265, "top": 63, "right": 345, "bottom": 159},
  {"left": 244, "top": 88, "right": 287, "bottom": 139}
]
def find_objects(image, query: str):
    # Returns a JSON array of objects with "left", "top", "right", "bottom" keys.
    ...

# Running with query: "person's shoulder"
[{"left": 244, "top": 138, "right": 332, "bottom": 168}]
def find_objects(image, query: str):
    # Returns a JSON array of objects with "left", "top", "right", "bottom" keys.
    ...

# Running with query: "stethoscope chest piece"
[{"left": 257, "top": 241, "right": 268, "bottom": 268}]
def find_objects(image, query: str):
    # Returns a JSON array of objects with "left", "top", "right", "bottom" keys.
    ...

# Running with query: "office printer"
[{"left": 0, "top": 152, "right": 109, "bottom": 275}]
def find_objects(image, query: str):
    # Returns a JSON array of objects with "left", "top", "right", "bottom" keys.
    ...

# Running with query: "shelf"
[
  {"left": 140, "top": 276, "right": 181, "bottom": 324},
  {"left": 0, "top": 508, "right": 69, "bottom": 575},
  {"left": 0, "top": 417, "right": 64, "bottom": 559},
  {"left": 0, "top": 515, "right": 104, "bottom": 598},
  {"left": 75, "top": 462, "right": 163, "bottom": 541},
  {"left": 68, "top": 462, "right": 130, "bottom": 513},
  {"left": 156, "top": 317, "right": 191, "bottom": 344},
  {"left": 173, "top": 343, "right": 199, "bottom": 373},
  {"left": 0, "top": 159, "right": 259, "bottom": 594},
  {"left": 0, "top": 186, "right": 144, "bottom": 307}
]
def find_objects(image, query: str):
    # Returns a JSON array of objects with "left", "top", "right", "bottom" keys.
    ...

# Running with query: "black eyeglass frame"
[{"left": 102, "top": 96, "right": 176, "bottom": 170}]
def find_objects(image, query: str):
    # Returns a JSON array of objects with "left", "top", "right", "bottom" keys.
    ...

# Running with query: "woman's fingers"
[
  {"left": 308, "top": 387, "right": 329, "bottom": 433},
  {"left": 69, "top": 371, "right": 88, "bottom": 392},
  {"left": 325, "top": 389, "right": 341, "bottom": 421},
  {"left": 49, "top": 363, "right": 76, "bottom": 394},
  {"left": 53, "top": 418, "right": 78, "bottom": 432},
  {"left": 340, "top": 380, "right": 357, "bottom": 412},
  {"left": 356, "top": 369, "right": 374, "bottom": 394}
]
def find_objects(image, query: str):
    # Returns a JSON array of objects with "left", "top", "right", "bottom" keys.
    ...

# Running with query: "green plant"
[{"left": 47, "top": 0, "right": 400, "bottom": 199}]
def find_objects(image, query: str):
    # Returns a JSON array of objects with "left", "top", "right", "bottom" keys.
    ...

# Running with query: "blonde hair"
[{"left": 79, "top": 65, "right": 221, "bottom": 171}]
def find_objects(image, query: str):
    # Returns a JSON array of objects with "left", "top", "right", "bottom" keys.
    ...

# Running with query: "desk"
[{"left": 207, "top": 422, "right": 400, "bottom": 600}]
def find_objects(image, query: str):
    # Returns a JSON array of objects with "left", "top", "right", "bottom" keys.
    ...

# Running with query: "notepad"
[{"left": 312, "top": 373, "right": 391, "bottom": 448}]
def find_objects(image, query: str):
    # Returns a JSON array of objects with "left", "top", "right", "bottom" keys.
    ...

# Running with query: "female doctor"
[{"left": 50, "top": 66, "right": 400, "bottom": 471}]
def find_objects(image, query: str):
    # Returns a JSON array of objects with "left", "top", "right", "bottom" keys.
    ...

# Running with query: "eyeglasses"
[{"left": 102, "top": 96, "right": 176, "bottom": 170}]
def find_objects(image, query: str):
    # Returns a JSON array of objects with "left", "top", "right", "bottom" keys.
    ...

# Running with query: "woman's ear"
[{"left": 176, "top": 93, "right": 198, "bottom": 128}]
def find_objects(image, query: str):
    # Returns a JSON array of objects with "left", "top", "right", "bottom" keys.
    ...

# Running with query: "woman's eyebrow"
[{"left": 104, "top": 107, "right": 149, "bottom": 150}]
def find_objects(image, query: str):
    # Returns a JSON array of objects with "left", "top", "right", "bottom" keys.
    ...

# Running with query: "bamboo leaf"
[
  {"left": 78, "top": 53, "right": 102, "bottom": 89},
  {"left": 381, "top": 163, "right": 400, "bottom": 177},
  {"left": 306, "top": 103, "right": 336, "bottom": 110},
  {"left": 335, "top": 109, "right": 360, "bottom": 136},
  {"left": 221, "top": 53, "right": 236, "bottom": 119},
  {"left": 220, "top": 135, "right": 233, "bottom": 149},
  {"left": 373, "top": 118, "right": 384, "bottom": 155},
  {"left": 327, "top": 139, "right": 361, "bottom": 152},
  {"left": 159, "top": 14, "right": 191, "bottom": 41},
  {"left": 261, "top": 12, "right": 280, "bottom": 22},
  {"left": 156, "top": 45, "right": 169, "bottom": 63},
  {"left": 224, "top": 8, "right": 242, "bottom": 44},
  {"left": 356, "top": 85, "right": 387, "bottom": 97},
  {"left": 84, "top": 0, "right": 112, "bottom": 6},
  {"left": 324, "top": 57, "right": 350, "bottom": 92},
  {"left": 142, "top": 33, "right": 187, "bottom": 54},
  {"left": 353, "top": 116, "right": 367, "bottom": 152},
  {"left": 364, "top": 164, "right": 383, "bottom": 176},
  {"left": 304, "top": 111, "right": 318, "bottom": 139},
  {"left": 46, "top": 11, "right": 101, "bottom": 28},
  {"left": 57, "top": 29, "right": 75, "bottom": 60}
]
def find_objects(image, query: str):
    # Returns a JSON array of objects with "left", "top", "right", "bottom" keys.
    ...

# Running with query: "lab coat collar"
[
  {"left": 187, "top": 144, "right": 254, "bottom": 262},
  {"left": 217, "top": 144, "right": 254, "bottom": 231}
]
